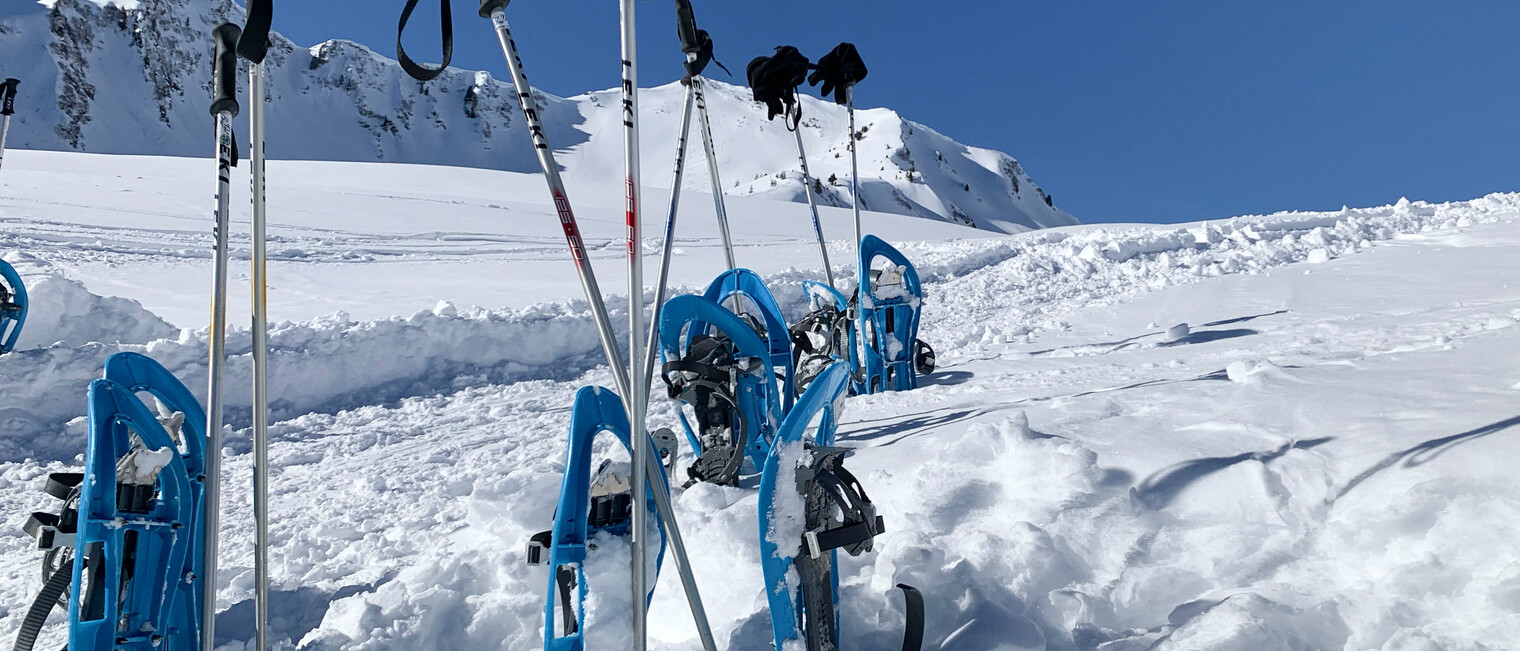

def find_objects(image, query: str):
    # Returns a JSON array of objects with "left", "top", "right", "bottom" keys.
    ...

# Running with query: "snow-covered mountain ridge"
[{"left": 0, "top": 0, "right": 1076, "bottom": 233}]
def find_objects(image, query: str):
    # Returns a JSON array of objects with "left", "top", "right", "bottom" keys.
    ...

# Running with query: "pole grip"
[
  {"left": 211, "top": 24, "right": 241, "bottom": 116},
  {"left": 479, "top": 0, "right": 510, "bottom": 19},
  {"left": 0, "top": 78, "right": 18, "bottom": 116},
  {"left": 238, "top": 0, "right": 273, "bottom": 64},
  {"left": 675, "top": 0, "right": 699, "bottom": 54}
]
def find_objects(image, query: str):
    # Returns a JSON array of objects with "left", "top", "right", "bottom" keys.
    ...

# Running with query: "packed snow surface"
[{"left": 4, "top": 150, "right": 1520, "bottom": 650}]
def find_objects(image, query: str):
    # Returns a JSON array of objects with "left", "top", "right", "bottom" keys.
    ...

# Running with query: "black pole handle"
[
  {"left": 237, "top": 0, "right": 273, "bottom": 64},
  {"left": 0, "top": 78, "right": 18, "bottom": 116},
  {"left": 675, "top": 0, "right": 699, "bottom": 54},
  {"left": 211, "top": 23, "right": 241, "bottom": 116},
  {"left": 479, "top": 0, "right": 510, "bottom": 18},
  {"left": 396, "top": 0, "right": 453, "bottom": 81}
]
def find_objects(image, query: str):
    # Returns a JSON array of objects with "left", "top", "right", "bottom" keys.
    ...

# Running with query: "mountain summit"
[{"left": 1, "top": 0, "right": 1078, "bottom": 232}]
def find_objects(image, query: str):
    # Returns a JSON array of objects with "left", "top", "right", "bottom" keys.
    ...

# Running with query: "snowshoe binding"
[
  {"left": 523, "top": 386, "right": 670, "bottom": 651},
  {"left": 791, "top": 280, "right": 853, "bottom": 397},
  {"left": 702, "top": 269, "right": 796, "bottom": 409},
  {"left": 855, "top": 235, "right": 931, "bottom": 394},
  {"left": 758, "top": 362, "right": 921, "bottom": 650},
  {"left": 659, "top": 289, "right": 785, "bottom": 486},
  {"left": 15, "top": 352, "right": 206, "bottom": 651},
  {"left": 0, "top": 258, "right": 27, "bottom": 354}
]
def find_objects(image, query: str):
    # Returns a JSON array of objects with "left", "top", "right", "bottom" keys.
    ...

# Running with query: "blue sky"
[{"left": 276, "top": 1, "right": 1520, "bottom": 225}]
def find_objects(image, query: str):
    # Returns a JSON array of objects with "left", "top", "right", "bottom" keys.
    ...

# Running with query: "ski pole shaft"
[
  {"left": 234, "top": 2, "right": 273, "bottom": 645},
  {"left": 483, "top": 8, "right": 716, "bottom": 649},
  {"left": 248, "top": 59, "right": 271, "bottom": 651},
  {"left": 846, "top": 85, "right": 867, "bottom": 374},
  {"left": 692, "top": 78, "right": 736, "bottom": 271},
  {"left": 616, "top": 2, "right": 652, "bottom": 646},
  {"left": 0, "top": 115, "right": 9, "bottom": 176},
  {"left": 847, "top": 86, "right": 862, "bottom": 260},
  {"left": 203, "top": 23, "right": 241, "bottom": 651},
  {"left": 639, "top": 83, "right": 696, "bottom": 401},
  {"left": 791, "top": 109, "right": 834, "bottom": 288}
]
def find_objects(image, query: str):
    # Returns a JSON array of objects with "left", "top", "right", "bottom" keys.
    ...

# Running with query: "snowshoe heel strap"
[
  {"left": 12, "top": 565, "right": 72, "bottom": 651},
  {"left": 897, "top": 584, "right": 925, "bottom": 651}
]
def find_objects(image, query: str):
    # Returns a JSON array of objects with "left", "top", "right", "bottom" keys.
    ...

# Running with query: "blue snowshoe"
[
  {"left": 759, "top": 362, "right": 918, "bottom": 650},
  {"left": 789, "top": 280, "right": 853, "bottom": 397},
  {"left": 524, "top": 386, "right": 670, "bottom": 651},
  {"left": 701, "top": 269, "right": 796, "bottom": 410},
  {"left": 15, "top": 352, "right": 206, "bottom": 651},
  {"left": 659, "top": 288, "right": 787, "bottom": 486},
  {"left": 0, "top": 258, "right": 27, "bottom": 354},
  {"left": 855, "top": 235, "right": 934, "bottom": 394}
]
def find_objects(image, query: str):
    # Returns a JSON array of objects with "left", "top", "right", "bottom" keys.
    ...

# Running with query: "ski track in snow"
[{"left": 4, "top": 152, "right": 1520, "bottom": 649}]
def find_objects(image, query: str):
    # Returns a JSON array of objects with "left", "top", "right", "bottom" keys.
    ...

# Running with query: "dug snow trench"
[{"left": 4, "top": 155, "right": 1520, "bottom": 649}]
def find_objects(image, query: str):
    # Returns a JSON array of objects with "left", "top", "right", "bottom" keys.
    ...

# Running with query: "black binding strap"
[
  {"left": 237, "top": 0, "right": 273, "bottom": 65},
  {"left": 802, "top": 451, "right": 885, "bottom": 559},
  {"left": 0, "top": 78, "right": 19, "bottom": 117},
  {"left": 897, "top": 584, "right": 925, "bottom": 651},
  {"left": 12, "top": 565, "right": 71, "bottom": 651},
  {"left": 398, "top": 0, "right": 453, "bottom": 81}
]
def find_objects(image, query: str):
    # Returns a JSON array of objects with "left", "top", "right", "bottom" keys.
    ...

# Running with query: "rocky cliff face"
[{"left": 1, "top": 0, "right": 1077, "bottom": 232}]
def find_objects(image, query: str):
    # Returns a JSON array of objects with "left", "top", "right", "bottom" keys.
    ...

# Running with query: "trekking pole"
[
  {"left": 789, "top": 102, "right": 835, "bottom": 288},
  {"left": 846, "top": 83, "right": 867, "bottom": 380},
  {"left": 692, "top": 78, "right": 736, "bottom": 271},
  {"left": 235, "top": 1, "right": 273, "bottom": 647},
  {"left": 638, "top": 82, "right": 696, "bottom": 402},
  {"left": 203, "top": 23, "right": 241, "bottom": 651},
  {"left": 672, "top": 0, "right": 735, "bottom": 270},
  {"left": 0, "top": 78, "right": 19, "bottom": 175},
  {"left": 616, "top": 1, "right": 654, "bottom": 645},
  {"left": 479, "top": 4, "right": 716, "bottom": 649}
]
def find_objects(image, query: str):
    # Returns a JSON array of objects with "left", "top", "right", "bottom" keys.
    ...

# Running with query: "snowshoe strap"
[
  {"left": 44, "top": 473, "right": 82, "bottom": 500},
  {"left": 11, "top": 564, "right": 71, "bottom": 651},
  {"left": 802, "top": 450, "right": 884, "bottom": 558},
  {"left": 397, "top": 0, "right": 453, "bottom": 82},
  {"left": 896, "top": 584, "right": 925, "bottom": 651},
  {"left": 808, "top": 43, "right": 868, "bottom": 105}
]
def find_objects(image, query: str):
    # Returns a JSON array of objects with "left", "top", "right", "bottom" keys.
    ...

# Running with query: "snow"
[
  {"left": 1, "top": 0, "right": 1075, "bottom": 233},
  {"left": 4, "top": 148, "right": 1520, "bottom": 649}
]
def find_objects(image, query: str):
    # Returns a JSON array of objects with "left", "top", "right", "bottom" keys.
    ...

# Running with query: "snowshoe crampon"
[
  {"left": 659, "top": 290, "right": 785, "bottom": 486},
  {"left": 856, "top": 235, "right": 928, "bottom": 395},
  {"left": 525, "top": 386, "right": 670, "bottom": 651},
  {"left": 15, "top": 352, "right": 206, "bottom": 651},
  {"left": 0, "top": 258, "right": 28, "bottom": 354},
  {"left": 759, "top": 362, "right": 894, "bottom": 650}
]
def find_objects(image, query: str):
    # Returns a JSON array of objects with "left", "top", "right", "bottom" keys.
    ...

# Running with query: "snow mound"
[{"left": 2, "top": 256, "right": 177, "bottom": 350}]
